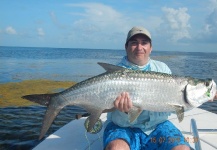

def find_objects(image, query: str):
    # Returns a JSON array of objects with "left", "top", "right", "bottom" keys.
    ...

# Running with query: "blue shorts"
[{"left": 103, "top": 120, "right": 190, "bottom": 150}]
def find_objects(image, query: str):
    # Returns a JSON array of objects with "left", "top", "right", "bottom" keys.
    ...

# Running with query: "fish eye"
[{"left": 204, "top": 78, "right": 212, "bottom": 86}]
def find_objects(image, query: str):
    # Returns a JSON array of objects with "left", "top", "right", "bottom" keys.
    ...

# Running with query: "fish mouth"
[
  {"left": 186, "top": 79, "right": 217, "bottom": 108},
  {"left": 210, "top": 80, "right": 216, "bottom": 98},
  {"left": 206, "top": 79, "right": 216, "bottom": 97}
]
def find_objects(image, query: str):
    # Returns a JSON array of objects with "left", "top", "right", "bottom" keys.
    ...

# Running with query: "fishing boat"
[{"left": 33, "top": 107, "right": 217, "bottom": 150}]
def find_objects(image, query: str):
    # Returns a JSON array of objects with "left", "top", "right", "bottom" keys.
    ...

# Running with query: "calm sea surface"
[{"left": 0, "top": 46, "right": 217, "bottom": 150}]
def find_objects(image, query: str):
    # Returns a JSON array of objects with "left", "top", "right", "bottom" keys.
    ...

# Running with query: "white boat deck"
[{"left": 34, "top": 108, "right": 217, "bottom": 150}]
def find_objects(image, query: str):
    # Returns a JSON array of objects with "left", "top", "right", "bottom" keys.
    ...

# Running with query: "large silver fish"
[{"left": 22, "top": 63, "right": 216, "bottom": 140}]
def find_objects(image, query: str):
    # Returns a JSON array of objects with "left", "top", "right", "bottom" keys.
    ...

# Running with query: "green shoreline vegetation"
[{"left": 0, "top": 80, "right": 76, "bottom": 107}]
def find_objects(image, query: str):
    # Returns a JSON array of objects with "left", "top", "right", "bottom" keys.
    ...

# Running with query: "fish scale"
[
  {"left": 62, "top": 70, "right": 185, "bottom": 111},
  {"left": 22, "top": 62, "right": 216, "bottom": 140}
]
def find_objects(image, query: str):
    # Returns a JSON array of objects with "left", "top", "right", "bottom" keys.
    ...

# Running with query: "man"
[{"left": 103, "top": 26, "right": 191, "bottom": 150}]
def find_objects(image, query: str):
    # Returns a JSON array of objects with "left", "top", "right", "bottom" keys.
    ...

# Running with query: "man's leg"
[
  {"left": 103, "top": 122, "right": 142, "bottom": 150},
  {"left": 142, "top": 120, "right": 190, "bottom": 150},
  {"left": 105, "top": 139, "right": 130, "bottom": 150}
]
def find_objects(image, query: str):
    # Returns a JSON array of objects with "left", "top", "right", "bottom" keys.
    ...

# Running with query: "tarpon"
[{"left": 22, "top": 63, "right": 216, "bottom": 140}]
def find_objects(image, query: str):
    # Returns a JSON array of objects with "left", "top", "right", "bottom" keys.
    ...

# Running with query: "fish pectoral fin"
[
  {"left": 98, "top": 62, "right": 125, "bottom": 73},
  {"left": 169, "top": 104, "right": 184, "bottom": 122},
  {"left": 128, "top": 106, "right": 142, "bottom": 123},
  {"left": 102, "top": 107, "right": 116, "bottom": 113},
  {"left": 85, "top": 109, "right": 103, "bottom": 132}
]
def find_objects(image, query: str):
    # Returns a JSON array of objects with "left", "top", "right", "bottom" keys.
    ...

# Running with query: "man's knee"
[
  {"left": 105, "top": 139, "right": 130, "bottom": 150},
  {"left": 172, "top": 145, "right": 190, "bottom": 150}
]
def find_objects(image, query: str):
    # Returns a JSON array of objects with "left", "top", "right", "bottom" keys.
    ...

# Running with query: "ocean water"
[{"left": 0, "top": 46, "right": 217, "bottom": 150}]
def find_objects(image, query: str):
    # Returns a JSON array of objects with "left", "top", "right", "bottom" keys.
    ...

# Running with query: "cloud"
[
  {"left": 49, "top": 11, "right": 66, "bottom": 29},
  {"left": 64, "top": 3, "right": 162, "bottom": 47},
  {"left": 205, "top": 8, "right": 217, "bottom": 34},
  {"left": 37, "top": 28, "right": 45, "bottom": 37},
  {"left": 5, "top": 26, "right": 17, "bottom": 35},
  {"left": 196, "top": 8, "right": 217, "bottom": 43},
  {"left": 207, "top": 0, "right": 217, "bottom": 12},
  {"left": 66, "top": 3, "right": 128, "bottom": 42},
  {"left": 159, "top": 7, "right": 191, "bottom": 42},
  {"left": 67, "top": 3, "right": 123, "bottom": 24}
]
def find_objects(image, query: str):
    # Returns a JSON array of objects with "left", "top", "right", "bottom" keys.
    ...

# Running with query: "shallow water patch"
[{"left": 0, "top": 80, "right": 75, "bottom": 107}]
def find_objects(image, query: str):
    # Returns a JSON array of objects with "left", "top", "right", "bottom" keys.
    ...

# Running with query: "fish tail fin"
[
  {"left": 22, "top": 93, "right": 64, "bottom": 140},
  {"left": 39, "top": 104, "right": 62, "bottom": 140},
  {"left": 22, "top": 93, "right": 56, "bottom": 106}
]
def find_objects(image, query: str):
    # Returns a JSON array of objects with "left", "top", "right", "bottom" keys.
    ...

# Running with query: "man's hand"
[
  {"left": 214, "top": 92, "right": 217, "bottom": 100},
  {"left": 114, "top": 92, "right": 133, "bottom": 112},
  {"left": 209, "top": 92, "right": 217, "bottom": 102}
]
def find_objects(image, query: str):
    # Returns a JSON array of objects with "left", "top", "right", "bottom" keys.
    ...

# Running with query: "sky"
[{"left": 0, "top": 0, "right": 217, "bottom": 52}]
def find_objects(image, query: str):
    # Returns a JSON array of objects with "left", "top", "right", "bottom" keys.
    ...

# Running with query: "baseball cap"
[{"left": 126, "top": 26, "right": 151, "bottom": 43}]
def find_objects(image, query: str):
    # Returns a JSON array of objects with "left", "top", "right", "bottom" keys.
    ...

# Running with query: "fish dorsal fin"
[
  {"left": 97, "top": 62, "right": 125, "bottom": 73},
  {"left": 128, "top": 106, "right": 143, "bottom": 123},
  {"left": 169, "top": 104, "right": 184, "bottom": 122}
]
